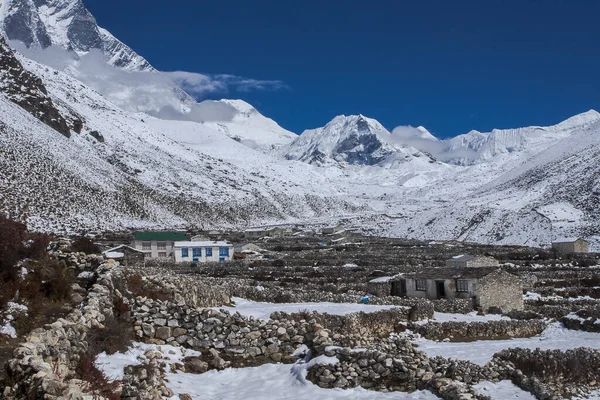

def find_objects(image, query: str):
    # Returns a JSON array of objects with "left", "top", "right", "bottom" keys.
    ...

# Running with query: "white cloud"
[{"left": 164, "top": 71, "right": 289, "bottom": 97}]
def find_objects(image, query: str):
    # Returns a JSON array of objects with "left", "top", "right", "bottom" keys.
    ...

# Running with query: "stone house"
[
  {"left": 102, "top": 245, "right": 145, "bottom": 266},
  {"left": 172, "top": 241, "right": 234, "bottom": 263},
  {"left": 244, "top": 227, "right": 293, "bottom": 239},
  {"left": 369, "top": 267, "right": 523, "bottom": 312},
  {"left": 234, "top": 242, "right": 263, "bottom": 253},
  {"left": 322, "top": 225, "right": 341, "bottom": 235},
  {"left": 552, "top": 238, "right": 589, "bottom": 254},
  {"left": 445, "top": 255, "right": 499, "bottom": 268},
  {"left": 131, "top": 231, "right": 188, "bottom": 259}
]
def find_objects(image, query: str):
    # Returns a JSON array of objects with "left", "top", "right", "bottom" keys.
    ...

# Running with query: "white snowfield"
[
  {"left": 217, "top": 297, "right": 402, "bottom": 321},
  {"left": 413, "top": 322, "right": 600, "bottom": 365}
]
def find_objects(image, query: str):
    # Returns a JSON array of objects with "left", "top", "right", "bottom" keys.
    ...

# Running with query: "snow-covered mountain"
[
  {"left": 441, "top": 110, "right": 600, "bottom": 165},
  {"left": 283, "top": 115, "right": 437, "bottom": 167},
  {"left": 0, "top": 0, "right": 151, "bottom": 71},
  {"left": 0, "top": 1, "right": 598, "bottom": 249}
]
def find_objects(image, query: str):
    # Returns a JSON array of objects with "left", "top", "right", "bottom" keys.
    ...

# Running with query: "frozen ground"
[
  {"left": 216, "top": 297, "right": 403, "bottom": 321},
  {"left": 164, "top": 361, "right": 438, "bottom": 400},
  {"left": 414, "top": 322, "right": 600, "bottom": 365},
  {"left": 95, "top": 342, "right": 200, "bottom": 380},
  {"left": 430, "top": 312, "right": 510, "bottom": 323},
  {"left": 473, "top": 381, "right": 536, "bottom": 399},
  {"left": 96, "top": 342, "right": 438, "bottom": 400}
]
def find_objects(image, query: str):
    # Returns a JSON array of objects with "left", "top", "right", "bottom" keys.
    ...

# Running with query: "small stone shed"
[
  {"left": 552, "top": 238, "right": 589, "bottom": 254},
  {"left": 445, "top": 255, "right": 499, "bottom": 268},
  {"left": 368, "top": 267, "right": 523, "bottom": 312},
  {"left": 102, "top": 245, "right": 145, "bottom": 266}
]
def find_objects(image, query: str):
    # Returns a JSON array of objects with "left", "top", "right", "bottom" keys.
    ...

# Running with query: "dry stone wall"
[
  {"left": 3, "top": 262, "right": 120, "bottom": 399},
  {"left": 411, "top": 320, "right": 548, "bottom": 341}
]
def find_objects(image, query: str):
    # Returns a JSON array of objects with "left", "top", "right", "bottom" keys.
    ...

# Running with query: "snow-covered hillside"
[{"left": 0, "top": 1, "right": 598, "bottom": 249}]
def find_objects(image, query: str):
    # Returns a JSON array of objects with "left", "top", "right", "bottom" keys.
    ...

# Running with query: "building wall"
[
  {"left": 132, "top": 240, "right": 175, "bottom": 259},
  {"left": 473, "top": 270, "right": 523, "bottom": 312},
  {"left": 552, "top": 240, "right": 589, "bottom": 254},
  {"left": 405, "top": 278, "right": 475, "bottom": 300},
  {"left": 173, "top": 246, "right": 233, "bottom": 263},
  {"left": 446, "top": 257, "right": 499, "bottom": 268},
  {"left": 366, "top": 282, "right": 392, "bottom": 297}
]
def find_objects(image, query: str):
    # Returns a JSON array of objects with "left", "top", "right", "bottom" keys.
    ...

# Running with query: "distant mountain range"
[{"left": 0, "top": 0, "right": 598, "bottom": 250}]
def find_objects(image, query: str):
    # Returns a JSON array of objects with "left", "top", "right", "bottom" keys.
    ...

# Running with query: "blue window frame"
[
  {"left": 219, "top": 247, "right": 229, "bottom": 257},
  {"left": 181, "top": 248, "right": 189, "bottom": 258},
  {"left": 219, "top": 257, "right": 225, "bottom": 263},
  {"left": 205, "top": 247, "right": 213, "bottom": 257},
  {"left": 192, "top": 248, "right": 202, "bottom": 257}
]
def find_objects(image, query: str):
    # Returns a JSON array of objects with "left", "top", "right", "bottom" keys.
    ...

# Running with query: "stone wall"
[
  {"left": 474, "top": 270, "right": 523, "bottom": 312},
  {"left": 411, "top": 320, "right": 548, "bottom": 341},
  {"left": 561, "top": 307, "right": 600, "bottom": 332},
  {"left": 493, "top": 347, "right": 600, "bottom": 399},
  {"left": 3, "top": 262, "right": 120, "bottom": 399}
]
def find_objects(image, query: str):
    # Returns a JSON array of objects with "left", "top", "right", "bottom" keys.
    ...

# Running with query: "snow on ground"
[
  {"left": 164, "top": 360, "right": 438, "bottom": 400},
  {"left": 0, "top": 302, "right": 29, "bottom": 338},
  {"left": 431, "top": 312, "right": 510, "bottom": 323},
  {"left": 97, "top": 343, "right": 438, "bottom": 400},
  {"left": 217, "top": 297, "right": 402, "bottom": 321},
  {"left": 473, "top": 381, "right": 536, "bottom": 399},
  {"left": 414, "top": 323, "right": 600, "bottom": 365},
  {"left": 95, "top": 342, "right": 200, "bottom": 381}
]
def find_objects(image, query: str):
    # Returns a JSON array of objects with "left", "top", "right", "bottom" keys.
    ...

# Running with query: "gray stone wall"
[
  {"left": 474, "top": 270, "right": 523, "bottom": 312},
  {"left": 411, "top": 320, "right": 548, "bottom": 341}
]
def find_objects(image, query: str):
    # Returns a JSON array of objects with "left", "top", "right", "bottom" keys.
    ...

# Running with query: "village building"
[
  {"left": 172, "top": 241, "right": 234, "bottom": 263},
  {"left": 234, "top": 242, "right": 263, "bottom": 253},
  {"left": 367, "top": 267, "right": 523, "bottom": 312},
  {"left": 131, "top": 231, "right": 188, "bottom": 259},
  {"left": 102, "top": 245, "right": 145, "bottom": 266},
  {"left": 322, "top": 225, "right": 341, "bottom": 235},
  {"left": 552, "top": 238, "right": 589, "bottom": 254},
  {"left": 244, "top": 227, "right": 293, "bottom": 239},
  {"left": 445, "top": 255, "right": 499, "bottom": 268}
]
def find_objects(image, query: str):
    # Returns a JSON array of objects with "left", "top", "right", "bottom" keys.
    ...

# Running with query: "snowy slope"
[
  {"left": 0, "top": 47, "right": 363, "bottom": 232},
  {"left": 195, "top": 99, "right": 297, "bottom": 151}
]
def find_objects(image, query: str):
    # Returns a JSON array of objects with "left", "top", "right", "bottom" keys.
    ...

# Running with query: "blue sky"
[{"left": 85, "top": 0, "right": 600, "bottom": 138}]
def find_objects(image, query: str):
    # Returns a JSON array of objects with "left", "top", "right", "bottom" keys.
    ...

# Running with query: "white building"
[{"left": 173, "top": 241, "right": 234, "bottom": 263}]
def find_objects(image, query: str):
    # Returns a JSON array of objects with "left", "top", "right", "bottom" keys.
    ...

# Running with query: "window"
[
  {"left": 219, "top": 257, "right": 225, "bottom": 263},
  {"left": 157, "top": 241, "right": 167, "bottom": 250},
  {"left": 192, "top": 248, "right": 202, "bottom": 257},
  {"left": 142, "top": 241, "right": 151, "bottom": 250},
  {"left": 158, "top": 252, "right": 167, "bottom": 258},
  {"left": 415, "top": 279, "right": 427, "bottom": 291},
  {"left": 144, "top": 252, "right": 152, "bottom": 259},
  {"left": 181, "top": 248, "right": 189, "bottom": 258},
  {"left": 456, "top": 279, "right": 469, "bottom": 292},
  {"left": 205, "top": 247, "right": 213, "bottom": 257},
  {"left": 219, "top": 247, "right": 230, "bottom": 257}
]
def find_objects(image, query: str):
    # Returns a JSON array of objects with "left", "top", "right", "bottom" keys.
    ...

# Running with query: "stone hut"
[
  {"left": 377, "top": 267, "right": 523, "bottom": 312},
  {"left": 445, "top": 255, "right": 499, "bottom": 268},
  {"left": 552, "top": 238, "right": 589, "bottom": 254},
  {"left": 102, "top": 245, "right": 144, "bottom": 266}
]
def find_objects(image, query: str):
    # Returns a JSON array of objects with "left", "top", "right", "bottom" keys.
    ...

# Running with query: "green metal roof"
[{"left": 134, "top": 231, "right": 187, "bottom": 241}]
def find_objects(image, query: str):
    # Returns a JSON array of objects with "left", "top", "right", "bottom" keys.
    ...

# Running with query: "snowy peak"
[
  {"left": 0, "top": 0, "right": 152, "bottom": 71},
  {"left": 283, "top": 114, "right": 436, "bottom": 167},
  {"left": 442, "top": 110, "right": 600, "bottom": 165}
]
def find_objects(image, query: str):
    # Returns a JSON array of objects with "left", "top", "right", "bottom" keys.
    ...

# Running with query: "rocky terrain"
[{"left": 1, "top": 235, "right": 599, "bottom": 400}]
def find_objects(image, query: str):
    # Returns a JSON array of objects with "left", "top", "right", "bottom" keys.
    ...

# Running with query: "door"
[
  {"left": 391, "top": 279, "right": 407, "bottom": 297},
  {"left": 436, "top": 281, "right": 446, "bottom": 299}
]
